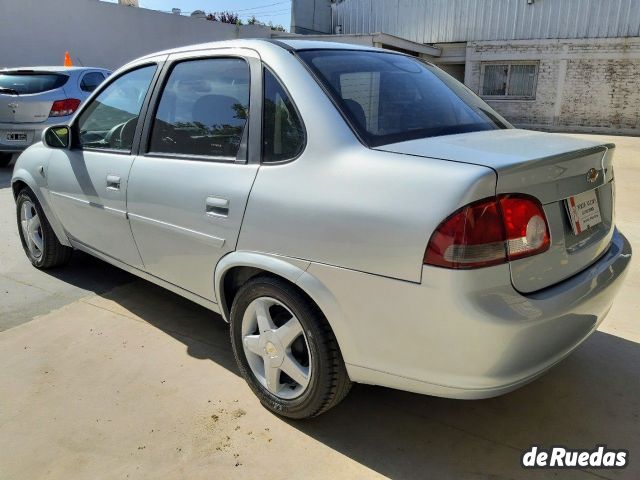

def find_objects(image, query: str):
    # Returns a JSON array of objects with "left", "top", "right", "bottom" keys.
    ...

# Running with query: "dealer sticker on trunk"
[{"left": 565, "top": 189, "right": 602, "bottom": 235}]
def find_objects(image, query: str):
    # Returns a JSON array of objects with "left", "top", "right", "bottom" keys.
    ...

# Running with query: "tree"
[
  {"left": 206, "top": 11, "right": 241, "bottom": 25},
  {"left": 246, "top": 15, "right": 286, "bottom": 31}
]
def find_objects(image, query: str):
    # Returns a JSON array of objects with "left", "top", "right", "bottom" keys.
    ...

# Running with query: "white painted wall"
[{"left": 0, "top": 0, "right": 272, "bottom": 71}]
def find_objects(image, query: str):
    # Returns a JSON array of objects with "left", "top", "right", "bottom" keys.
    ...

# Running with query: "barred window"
[{"left": 481, "top": 63, "right": 538, "bottom": 99}]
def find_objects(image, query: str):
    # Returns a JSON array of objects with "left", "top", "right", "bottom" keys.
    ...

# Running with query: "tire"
[
  {"left": 230, "top": 275, "right": 351, "bottom": 419},
  {"left": 16, "top": 188, "right": 72, "bottom": 268},
  {"left": 0, "top": 153, "right": 13, "bottom": 167}
]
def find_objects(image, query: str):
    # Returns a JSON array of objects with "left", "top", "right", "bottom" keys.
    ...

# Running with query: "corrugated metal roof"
[{"left": 332, "top": 0, "right": 640, "bottom": 43}]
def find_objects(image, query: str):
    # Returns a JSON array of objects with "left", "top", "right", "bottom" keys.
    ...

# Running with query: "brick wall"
[{"left": 464, "top": 38, "right": 640, "bottom": 134}]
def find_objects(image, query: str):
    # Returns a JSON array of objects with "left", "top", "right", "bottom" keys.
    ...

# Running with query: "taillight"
[
  {"left": 424, "top": 194, "right": 550, "bottom": 269},
  {"left": 499, "top": 195, "right": 550, "bottom": 260},
  {"left": 49, "top": 98, "right": 81, "bottom": 117}
]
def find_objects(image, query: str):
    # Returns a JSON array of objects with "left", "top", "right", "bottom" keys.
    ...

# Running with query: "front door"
[
  {"left": 127, "top": 53, "right": 261, "bottom": 301},
  {"left": 47, "top": 64, "right": 159, "bottom": 267}
]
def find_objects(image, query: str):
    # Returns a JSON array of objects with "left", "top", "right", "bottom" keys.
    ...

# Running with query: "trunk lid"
[
  {"left": 0, "top": 71, "right": 69, "bottom": 123},
  {"left": 377, "top": 129, "right": 615, "bottom": 293}
]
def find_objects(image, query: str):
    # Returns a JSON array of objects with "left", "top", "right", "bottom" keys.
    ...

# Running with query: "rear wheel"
[
  {"left": 16, "top": 188, "right": 72, "bottom": 268},
  {"left": 0, "top": 153, "right": 13, "bottom": 167},
  {"left": 230, "top": 275, "right": 351, "bottom": 419}
]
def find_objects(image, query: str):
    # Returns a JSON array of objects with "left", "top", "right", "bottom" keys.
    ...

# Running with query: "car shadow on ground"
[
  {"left": 88, "top": 268, "right": 241, "bottom": 375},
  {"left": 86, "top": 264, "right": 640, "bottom": 479},
  {"left": 0, "top": 163, "right": 13, "bottom": 188},
  {"left": 289, "top": 332, "right": 640, "bottom": 478},
  {"left": 41, "top": 250, "right": 136, "bottom": 294}
]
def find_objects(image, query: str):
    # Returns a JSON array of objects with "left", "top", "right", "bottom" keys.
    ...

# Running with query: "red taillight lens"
[
  {"left": 499, "top": 195, "right": 550, "bottom": 260},
  {"left": 424, "top": 197, "right": 507, "bottom": 268},
  {"left": 49, "top": 98, "right": 81, "bottom": 117},
  {"left": 424, "top": 194, "right": 550, "bottom": 269}
]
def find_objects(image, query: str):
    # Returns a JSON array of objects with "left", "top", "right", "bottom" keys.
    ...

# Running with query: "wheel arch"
[
  {"left": 11, "top": 170, "right": 71, "bottom": 247},
  {"left": 214, "top": 252, "right": 355, "bottom": 365},
  {"left": 215, "top": 252, "right": 311, "bottom": 322}
]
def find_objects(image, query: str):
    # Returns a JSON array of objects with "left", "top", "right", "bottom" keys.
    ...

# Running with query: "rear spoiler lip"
[{"left": 495, "top": 144, "right": 614, "bottom": 205}]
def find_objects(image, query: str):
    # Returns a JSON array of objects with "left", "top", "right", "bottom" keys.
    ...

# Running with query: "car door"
[
  {"left": 127, "top": 50, "right": 262, "bottom": 301},
  {"left": 47, "top": 62, "right": 162, "bottom": 267}
]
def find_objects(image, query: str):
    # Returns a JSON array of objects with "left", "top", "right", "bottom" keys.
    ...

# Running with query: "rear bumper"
[
  {"left": 304, "top": 228, "right": 632, "bottom": 398},
  {"left": 0, "top": 117, "right": 70, "bottom": 152}
]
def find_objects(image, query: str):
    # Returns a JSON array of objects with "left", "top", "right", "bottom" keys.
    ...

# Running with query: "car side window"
[
  {"left": 262, "top": 69, "right": 304, "bottom": 163},
  {"left": 77, "top": 65, "right": 156, "bottom": 152},
  {"left": 80, "top": 72, "right": 105, "bottom": 93},
  {"left": 149, "top": 58, "right": 250, "bottom": 159}
]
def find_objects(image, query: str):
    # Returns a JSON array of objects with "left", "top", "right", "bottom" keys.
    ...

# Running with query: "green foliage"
[
  {"left": 245, "top": 14, "right": 286, "bottom": 31},
  {"left": 206, "top": 11, "right": 241, "bottom": 25}
]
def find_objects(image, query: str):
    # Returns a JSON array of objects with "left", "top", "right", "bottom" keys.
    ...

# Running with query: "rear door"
[
  {"left": 47, "top": 62, "right": 162, "bottom": 267},
  {"left": 127, "top": 49, "right": 262, "bottom": 301}
]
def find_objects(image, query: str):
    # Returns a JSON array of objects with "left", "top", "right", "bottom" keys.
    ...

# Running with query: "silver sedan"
[{"left": 11, "top": 40, "right": 631, "bottom": 418}]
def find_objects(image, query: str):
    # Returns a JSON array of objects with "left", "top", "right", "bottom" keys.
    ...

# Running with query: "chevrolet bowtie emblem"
[{"left": 586, "top": 168, "right": 599, "bottom": 183}]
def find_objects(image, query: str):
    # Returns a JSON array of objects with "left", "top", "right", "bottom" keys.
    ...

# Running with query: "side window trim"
[
  {"left": 139, "top": 54, "right": 261, "bottom": 165},
  {"left": 72, "top": 60, "right": 165, "bottom": 155},
  {"left": 260, "top": 65, "right": 307, "bottom": 165}
]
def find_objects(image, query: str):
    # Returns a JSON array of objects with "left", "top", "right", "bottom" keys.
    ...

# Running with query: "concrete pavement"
[
  {"left": 0, "top": 163, "right": 133, "bottom": 332},
  {"left": 0, "top": 136, "right": 639, "bottom": 479}
]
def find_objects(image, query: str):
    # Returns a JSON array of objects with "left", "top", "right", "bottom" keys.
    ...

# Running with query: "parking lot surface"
[{"left": 1, "top": 135, "right": 639, "bottom": 479}]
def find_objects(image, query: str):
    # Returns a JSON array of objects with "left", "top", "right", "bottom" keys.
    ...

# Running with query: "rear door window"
[
  {"left": 149, "top": 58, "right": 250, "bottom": 159},
  {"left": 0, "top": 73, "right": 68, "bottom": 95}
]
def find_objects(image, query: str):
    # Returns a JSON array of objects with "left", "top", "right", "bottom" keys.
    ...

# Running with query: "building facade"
[{"left": 291, "top": 0, "right": 640, "bottom": 134}]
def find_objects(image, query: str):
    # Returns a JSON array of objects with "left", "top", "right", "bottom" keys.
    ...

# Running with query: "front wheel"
[
  {"left": 16, "top": 188, "right": 72, "bottom": 268},
  {"left": 230, "top": 275, "right": 351, "bottom": 419}
]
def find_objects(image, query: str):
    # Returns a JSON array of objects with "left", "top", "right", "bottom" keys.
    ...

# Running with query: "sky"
[{"left": 102, "top": 0, "right": 292, "bottom": 30}]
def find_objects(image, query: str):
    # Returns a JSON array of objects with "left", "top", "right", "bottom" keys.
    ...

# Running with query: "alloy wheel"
[
  {"left": 20, "top": 200, "right": 44, "bottom": 260},
  {"left": 241, "top": 296, "right": 312, "bottom": 399}
]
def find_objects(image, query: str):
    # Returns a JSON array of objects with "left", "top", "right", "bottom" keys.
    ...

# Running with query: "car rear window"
[
  {"left": 0, "top": 72, "right": 68, "bottom": 95},
  {"left": 297, "top": 50, "right": 509, "bottom": 147}
]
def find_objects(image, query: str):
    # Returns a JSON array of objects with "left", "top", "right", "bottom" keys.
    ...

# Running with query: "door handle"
[
  {"left": 205, "top": 196, "right": 229, "bottom": 217},
  {"left": 106, "top": 174, "right": 121, "bottom": 191}
]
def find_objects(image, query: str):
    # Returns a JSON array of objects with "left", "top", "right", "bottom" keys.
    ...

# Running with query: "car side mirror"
[{"left": 43, "top": 125, "right": 71, "bottom": 149}]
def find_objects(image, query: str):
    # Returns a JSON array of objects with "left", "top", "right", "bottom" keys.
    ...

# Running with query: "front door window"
[{"left": 77, "top": 65, "right": 156, "bottom": 151}]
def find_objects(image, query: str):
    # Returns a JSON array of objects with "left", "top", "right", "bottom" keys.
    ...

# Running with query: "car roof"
[
  {"left": 0, "top": 66, "right": 111, "bottom": 74},
  {"left": 267, "top": 38, "right": 382, "bottom": 52},
  {"left": 132, "top": 38, "right": 383, "bottom": 64}
]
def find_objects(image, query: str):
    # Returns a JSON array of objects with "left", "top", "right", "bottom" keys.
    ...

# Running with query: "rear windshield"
[
  {"left": 0, "top": 72, "right": 68, "bottom": 95},
  {"left": 297, "top": 50, "right": 509, "bottom": 147}
]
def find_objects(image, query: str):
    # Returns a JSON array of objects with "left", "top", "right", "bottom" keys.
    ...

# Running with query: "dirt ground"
[{"left": 0, "top": 134, "right": 638, "bottom": 479}]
